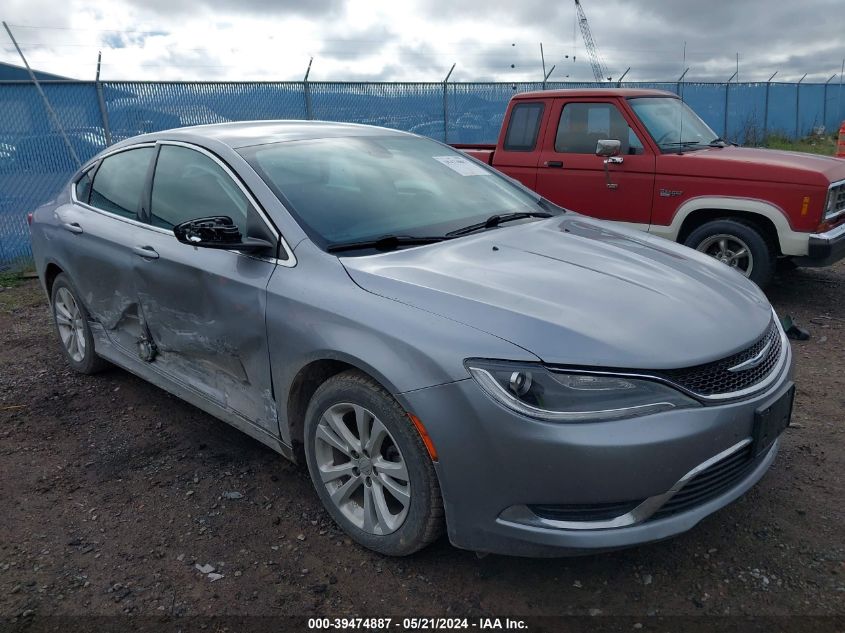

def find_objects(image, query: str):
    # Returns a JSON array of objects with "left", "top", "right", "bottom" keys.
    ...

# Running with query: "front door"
[
  {"left": 130, "top": 142, "right": 280, "bottom": 433},
  {"left": 535, "top": 99, "right": 656, "bottom": 227}
]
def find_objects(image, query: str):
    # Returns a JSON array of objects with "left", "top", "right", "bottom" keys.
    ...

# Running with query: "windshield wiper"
[
  {"left": 445, "top": 211, "right": 553, "bottom": 238},
  {"left": 326, "top": 234, "right": 448, "bottom": 253},
  {"left": 708, "top": 137, "right": 735, "bottom": 147}
]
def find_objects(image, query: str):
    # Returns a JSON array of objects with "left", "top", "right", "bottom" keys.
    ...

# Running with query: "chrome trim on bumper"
[
  {"left": 811, "top": 221, "right": 845, "bottom": 242},
  {"left": 499, "top": 437, "right": 760, "bottom": 531}
]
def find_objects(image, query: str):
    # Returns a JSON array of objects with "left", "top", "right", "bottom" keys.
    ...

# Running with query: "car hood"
[
  {"left": 660, "top": 146, "right": 845, "bottom": 186},
  {"left": 341, "top": 215, "right": 773, "bottom": 370}
]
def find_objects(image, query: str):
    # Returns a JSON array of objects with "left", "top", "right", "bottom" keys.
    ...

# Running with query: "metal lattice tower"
[{"left": 574, "top": 0, "right": 610, "bottom": 82}]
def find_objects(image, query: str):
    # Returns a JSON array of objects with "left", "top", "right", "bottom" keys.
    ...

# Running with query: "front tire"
[
  {"left": 684, "top": 219, "right": 775, "bottom": 288},
  {"left": 304, "top": 370, "right": 444, "bottom": 556},
  {"left": 50, "top": 273, "right": 109, "bottom": 374}
]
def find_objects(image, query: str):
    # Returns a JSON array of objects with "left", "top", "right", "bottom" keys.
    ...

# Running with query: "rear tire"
[
  {"left": 684, "top": 219, "right": 775, "bottom": 288},
  {"left": 50, "top": 273, "right": 109, "bottom": 374},
  {"left": 303, "top": 370, "right": 444, "bottom": 556}
]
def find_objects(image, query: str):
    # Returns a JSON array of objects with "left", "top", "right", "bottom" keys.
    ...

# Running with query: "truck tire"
[{"left": 683, "top": 219, "right": 775, "bottom": 288}]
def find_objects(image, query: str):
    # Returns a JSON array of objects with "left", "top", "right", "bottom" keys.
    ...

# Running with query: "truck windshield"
[
  {"left": 628, "top": 97, "right": 719, "bottom": 152},
  {"left": 240, "top": 135, "right": 553, "bottom": 252}
]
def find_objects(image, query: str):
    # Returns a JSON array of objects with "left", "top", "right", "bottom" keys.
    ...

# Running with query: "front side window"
[
  {"left": 555, "top": 102, "right": 644, "bottom": 155},
  {"left": 504, "top": 103, "right": 544, "bottom": 151},
  {"left": 150, "top": 145, "right": 251, "bottom": 232},
  {"left": 240, "top": 135, "right": 547, "bottom": 249},
  {"left": 89, "top": 147, "right": 155, "bottom": 219}
]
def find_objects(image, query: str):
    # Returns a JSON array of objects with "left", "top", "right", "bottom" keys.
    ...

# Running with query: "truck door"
[
  {"left": 534, "top": 98, "right": 655, "bottom": 227},
  {"left": 490, "top": 100, "right": 548, "bottom": 189}
]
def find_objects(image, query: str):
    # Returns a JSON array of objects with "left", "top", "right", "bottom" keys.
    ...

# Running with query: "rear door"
[
  {"left": 129, "top": 141, "right": 282, "bottom": 432},
  {"left": 61, "top": 145, "right": 157, "bottom": 352},
  {"left": 534, "top": 98, "right": 656, "bottom": 226}
]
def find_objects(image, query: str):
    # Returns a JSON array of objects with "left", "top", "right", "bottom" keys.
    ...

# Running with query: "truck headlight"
[{"left": 466, "top": 360, "right": 700, "bottom": 422}]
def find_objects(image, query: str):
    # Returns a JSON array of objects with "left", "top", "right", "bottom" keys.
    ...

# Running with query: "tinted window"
[
  {"left": 75, "top": 169, "right": 94, "bottom": 203},
  {"left": 504, "top": 103, "right": 544, "bottom": 151},
  {"left": 555, "top": 103, "right": 644, "bottom": 155},
  {"left": 89, "top": 148, "right": 154, "bottom": 219},
  {"left": 151, "top": 145, "right": 250, "bottom": 232}
]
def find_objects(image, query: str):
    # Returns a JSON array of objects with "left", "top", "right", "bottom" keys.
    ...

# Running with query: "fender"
[{"left": 649, "top": 196, "right": 810, "bottom": 257}]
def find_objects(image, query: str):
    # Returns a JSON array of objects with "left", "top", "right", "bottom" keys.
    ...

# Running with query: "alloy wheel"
[
  {"left": 54, "top": 287, "right": 86, "bottom": 363},
  {"left": 314, "top": 402, "right": 411, "bottom": 535},
  {"left": 696, "top": 233, "right": 754, "bottom": 277}
]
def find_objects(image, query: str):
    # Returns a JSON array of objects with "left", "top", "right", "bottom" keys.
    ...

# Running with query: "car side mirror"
[
  {"left": 173, "top": 216, "right": 274, "bottom": 254},
  {"left": 595, "top": 139, "right": 622, "bottom": 157}
]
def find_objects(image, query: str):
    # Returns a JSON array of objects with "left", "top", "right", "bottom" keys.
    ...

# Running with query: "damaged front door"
[{"left": 130, "top": 142, "right": 281, "bottom": 435}]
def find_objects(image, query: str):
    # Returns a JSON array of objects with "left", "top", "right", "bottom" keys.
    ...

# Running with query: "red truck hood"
[{"left": 659, "top": 146, "right": 845, "bottom": 186}]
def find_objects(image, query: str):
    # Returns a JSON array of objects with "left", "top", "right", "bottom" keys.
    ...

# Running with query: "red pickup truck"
[{"left": 454, "top": 88, "right": 845, "bottom": 286}]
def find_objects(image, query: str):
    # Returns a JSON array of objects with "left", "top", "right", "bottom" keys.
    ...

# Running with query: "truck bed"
[{"left": 451, "top": 143, "right": 496, "bottom": 165}]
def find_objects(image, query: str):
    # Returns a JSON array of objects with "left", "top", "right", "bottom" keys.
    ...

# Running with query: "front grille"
[
  {"left": 529, "top": 500, "right": 643, "bottom": 523},
  {"left": 650, "top": 444, "right": 757, "bottom": 521},
  {"left": 828, "top": 183, "right": 845, "bottom": 220},
  {"left": 654, "top": 320, "right": 781, "bottom": 397}
]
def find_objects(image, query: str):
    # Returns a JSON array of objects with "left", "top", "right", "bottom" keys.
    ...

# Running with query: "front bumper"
[
  {"left": 798, "top": 221, "right": 845, "bottom": 267},
  {"left": 399, "top": 346, "right": 793, "bottom": 557}
]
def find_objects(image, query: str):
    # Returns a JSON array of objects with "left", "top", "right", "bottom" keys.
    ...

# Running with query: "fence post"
[
  {"left": 795, "top": 73, "right": 807, "bottom": 139},
  {"left": 303, "top": 57, "right": 313, "bottom": 121},
  {"left": 724, "top": 71, "right": 737, "bottom": 139},
  {"left": 443, "top": 63, "right": 455, "bottom": 143},
  {"left": 823, "top": 74, "right": 837, "bottom": 132},
  {"left": 615, "top": 67, "right": 630, "bottom": 88},
  {"left": 95, "top": 51, "right": 112, "bottom": 145},
  {"left": 676, "top": 67, "right": 689, "bottom": 97},
  {"left": 763, "top": 71, "right": 777, "bottom": 142}
]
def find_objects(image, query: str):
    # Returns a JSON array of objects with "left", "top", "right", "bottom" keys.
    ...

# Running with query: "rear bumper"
[{"left": 796, "top": 222, "right": 845, "bottom": 267}]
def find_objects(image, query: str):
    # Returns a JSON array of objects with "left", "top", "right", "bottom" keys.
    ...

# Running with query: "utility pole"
[{"left": 2, "top": 21, "right": 81, "bottom": 168}]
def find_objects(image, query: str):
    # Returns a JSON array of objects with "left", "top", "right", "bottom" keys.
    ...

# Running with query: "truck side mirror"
[{"left": 595, "top": 139, "right": 622, "bottom": 157}]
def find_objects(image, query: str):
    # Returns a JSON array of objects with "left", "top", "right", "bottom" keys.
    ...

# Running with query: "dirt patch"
[{"left": 0, "top": 264, "right": 843, "bottom": 619}]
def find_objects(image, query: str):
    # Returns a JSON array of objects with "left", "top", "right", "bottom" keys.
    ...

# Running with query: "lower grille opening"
[
  {"left": 529, "top": 500, "right": 644, "bottom": 523},
  {"left": 651, "top": 444, "right": 758, "bottom": 521}
]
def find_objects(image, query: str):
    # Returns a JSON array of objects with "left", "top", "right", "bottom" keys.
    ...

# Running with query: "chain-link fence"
[{"left": 1, "top": 78, "right": 843, "bottom": 267}]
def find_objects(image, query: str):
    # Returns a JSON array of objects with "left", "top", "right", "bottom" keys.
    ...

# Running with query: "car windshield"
[
  {"left": 240, "top": 135, "right": 551, "bottom": 251},
  {"left": 628, "top": 97, "right": 719, "bottom": 152}
]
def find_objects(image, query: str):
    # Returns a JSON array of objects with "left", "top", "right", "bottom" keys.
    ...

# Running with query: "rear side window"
[
  {"left": 150, "top": 145, "right": 250, "bottom": 232},
  {"left": 503, "top": 102, "right": 544, "bottom": 151},
  {"left": 89, "top": 148, "right": 155, "bottom": 219}
]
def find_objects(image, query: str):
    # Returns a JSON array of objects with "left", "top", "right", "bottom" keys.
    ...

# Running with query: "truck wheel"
[
  {"left": 303, "top": 370, "right": 444, "bottom": 556},
  {"left": 683, "top": 219, "right": 775, "bottom": 288}
]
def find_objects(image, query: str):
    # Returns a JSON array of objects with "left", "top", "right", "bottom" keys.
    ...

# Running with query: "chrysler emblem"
[{"left": 727, "top": 340, "right": 772, "bottom": 373}]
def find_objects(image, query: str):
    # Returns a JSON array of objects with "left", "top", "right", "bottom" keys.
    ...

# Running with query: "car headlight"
[{"left": 466, "top": 359, "right": 700, "bottom": 422}]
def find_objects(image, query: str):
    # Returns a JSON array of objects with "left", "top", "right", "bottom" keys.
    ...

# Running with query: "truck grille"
[
  {"left": 828, "top": 182, "right": 845, "bottom": 220},
  {"left": 650, "top": 443, "right": 758, "bottom": 521},
  {"left": 654, "top": 320, "right": 781, "bottom": 398}
]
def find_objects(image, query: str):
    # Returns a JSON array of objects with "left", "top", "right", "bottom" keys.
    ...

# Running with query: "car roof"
[
  {"left": 514, "top": 88, "right": 678, "bottom": 100},
  {"left": 113, "top": 120, "right": 410, "bottom": 150}
]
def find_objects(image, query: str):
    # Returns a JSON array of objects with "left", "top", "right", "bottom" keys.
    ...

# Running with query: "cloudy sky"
[{"left": 2, "top": 0, "right": 844, "bottom": 83}]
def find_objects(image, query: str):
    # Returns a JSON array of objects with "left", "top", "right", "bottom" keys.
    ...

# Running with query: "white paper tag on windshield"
[{"left": 433, "top": 155, "right": 491, "bottom": 176}]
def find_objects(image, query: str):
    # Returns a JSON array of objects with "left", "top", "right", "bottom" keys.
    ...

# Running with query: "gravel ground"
[{"left": 0, "top": 263, "right": 843, "bottom": 624}]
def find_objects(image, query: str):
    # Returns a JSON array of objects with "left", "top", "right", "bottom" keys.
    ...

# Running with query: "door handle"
[
  {"left": 132, "top": 245, "right": 159, "bottom": 260},
  {"left": 604, "top": 156, "right": 624, "bottom": 165},
  {"left": 544, "top": 160, "right": 564, "bottom": 168},
  {"left": 62, "top": 222, "right": 83, "bottom": 234}
]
